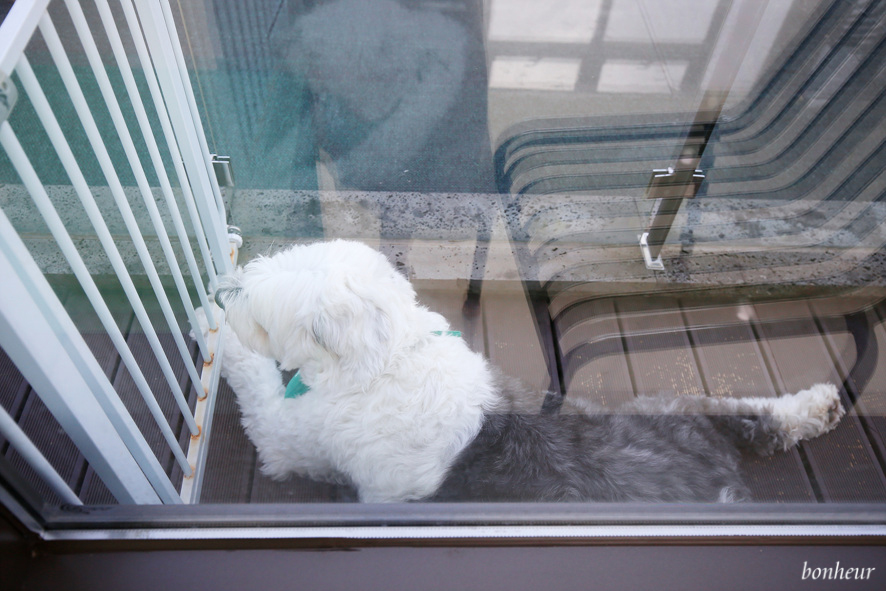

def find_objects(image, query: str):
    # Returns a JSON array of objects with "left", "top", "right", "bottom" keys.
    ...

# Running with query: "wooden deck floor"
[
  {"left": 0, "top": 278, "right": 201, "bottom": 505},
  {"left": 2, "top": 278, "right": 886, "bottom": 505},
  {"left": 201, "top": 282, "right": 886, "bottom": 504}
]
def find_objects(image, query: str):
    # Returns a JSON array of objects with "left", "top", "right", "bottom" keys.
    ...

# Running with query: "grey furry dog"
[{"left": 435, "top": 383, "right": 838, "bottom": 502}]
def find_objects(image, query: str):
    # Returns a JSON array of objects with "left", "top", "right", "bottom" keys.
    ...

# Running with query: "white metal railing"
[{"left": 0, "top": 0, "right": 236, "bottom": 504}]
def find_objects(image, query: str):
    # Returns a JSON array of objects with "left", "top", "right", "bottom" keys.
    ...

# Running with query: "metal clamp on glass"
[
  {"left": 211, "top": 154, "right": 234, "bottom": 188},
  {"left": 640, "top": 231, "right": 664, "bottom": 271},
  {"left": 639, "top": 164, "right": 705, "bottom": 271}
]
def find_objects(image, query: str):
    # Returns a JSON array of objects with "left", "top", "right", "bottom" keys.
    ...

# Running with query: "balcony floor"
[{"left": 4, "top": 272, "right": 884, "bottom": 505}]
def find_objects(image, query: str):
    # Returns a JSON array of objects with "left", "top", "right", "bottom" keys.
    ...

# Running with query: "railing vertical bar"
[
  {"left": 38, "top": 14, "right": 199, "bottom": 436},
  {"left": 1, "top": 0, "right": 235, "bottom": 504},
  {"left": 179, "top": 312, "right": 227, "bottom": 503},
  {"left": 92, "top": 0, "right": 213, "bottom": 357},
  {"left": 0, "top": 404, "right": 83, "bottom": 506},
  {"left": 2, "top": 129, "right": 192, "bottom": 483},
  {"left": 59, "top": 0, "right": 205, "bottom": 400},
  {"left": 0, "top": 124, "right": 176, "bottom": 504},
  {"left": 14, "top": 56, "right": 194, "bottom": 476},
  {"left": 156, "top": 0, "right": 228, "bottom": 225},
  {"left": 119, "top": 0, "right": 219, "bottom": 299},
  {"left": 115, "top": 0, "right": 219, "bottom": 328},
  {"left": 0, "top": 0, "right": 51, "bottom": 76},
  {"left": 132, "top": 0, "right": 233, "bottom": 276}
]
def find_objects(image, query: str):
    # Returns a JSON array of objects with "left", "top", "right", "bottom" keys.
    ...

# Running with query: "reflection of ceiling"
[
  {"left": 604, "top": 0, "right": 719, "bottom": 43},
  {"left": 597, "top": 60, "right": 688, "bottom": 94},
  {"left": 488, "top": 0, "right": 602, "bottom": 44},
  {"left": 486, "top": 0, "right": 791, "bottom": 96}
]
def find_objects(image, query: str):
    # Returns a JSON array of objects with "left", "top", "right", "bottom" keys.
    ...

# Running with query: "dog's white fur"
[
  {"left": 196, "top": 240, "right": 844, "bottom": 502},
  {"left": 205, "top": 240, "right": 498, "bottom": 501}
]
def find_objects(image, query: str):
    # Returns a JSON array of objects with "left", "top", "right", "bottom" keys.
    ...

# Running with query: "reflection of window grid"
[
  {"left": 486, "top": 0, "right": 732, "bottom": 94},
  {"left": 489, "top": 57, "right": 583, "bottom": 91}
]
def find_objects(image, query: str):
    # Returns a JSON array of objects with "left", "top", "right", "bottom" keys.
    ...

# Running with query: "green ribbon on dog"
[
  {"left": 283, "top": 331, "right": 461, "bottom": 399},
  {"left": 431, "top": 330, "right": 462, "bottom": 337},
  {"left": 284, "top": 371, "right": 310, "bottom": 399}
]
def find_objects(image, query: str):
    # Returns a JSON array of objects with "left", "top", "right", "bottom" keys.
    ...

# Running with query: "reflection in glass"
[{"left": 268, "top": 0, "right": 495, "bottom": 193}]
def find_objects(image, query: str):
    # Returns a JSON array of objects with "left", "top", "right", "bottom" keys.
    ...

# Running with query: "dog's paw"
[
  {"left": 773, "top": 383, "right": 844, "bottom": 446},
  {"left": 796, "top": 383, "right": 844, "bottom": 433},
  {"left": 190, "top": 304, "right": 224, "bottom": 342}
]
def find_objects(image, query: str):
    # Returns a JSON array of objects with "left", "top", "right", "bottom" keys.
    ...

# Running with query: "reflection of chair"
[
  {"left": 497, "top": 0, "right": 886, "bottom": 196},
  {"left": 493, "top": 0, "right": 886, "bottom": 501}
]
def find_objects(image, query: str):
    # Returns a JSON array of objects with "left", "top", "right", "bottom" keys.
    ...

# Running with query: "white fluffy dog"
[{"left": 196, "top": 240, "right": 844, "bottom": 503}]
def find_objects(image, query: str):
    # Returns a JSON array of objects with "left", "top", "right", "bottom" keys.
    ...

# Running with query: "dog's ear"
[
  {"left": 220, "top": 266, "right": 278, "bottom": 359},
  {"left": 303, "top": 274, "right": 394, "bottom": 382},
  {"left": 233, "top": 243, "right": 410, "bottom": 382}
]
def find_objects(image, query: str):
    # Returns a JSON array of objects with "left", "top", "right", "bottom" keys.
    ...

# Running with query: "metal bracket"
[
  {"left": 647, "top": 166, "right": 706, "bottom": 195},
  {"left": 639, "top": 166, "right": 705, "bottom": 271},
  {"left": 0, "top": 74, "right": 18, "bottom": 124},
  {"left": 226, "top": 225, "right": 243, "bottom": 267},
  {"left": 211, "top": 154, "right": 234, "bottom": 188},
  {"left": 640, "top": 232, "right": 665, "bottom": 271}
]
